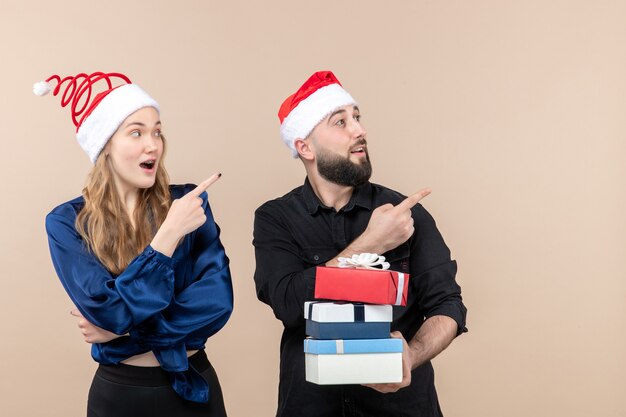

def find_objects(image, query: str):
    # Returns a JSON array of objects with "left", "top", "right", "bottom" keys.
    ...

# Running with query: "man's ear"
[{"left": 294, "top": 138, "right": 314, "bottom": 161}]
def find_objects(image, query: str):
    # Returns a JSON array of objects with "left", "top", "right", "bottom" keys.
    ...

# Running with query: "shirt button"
[
  {"left": 344, "top": 397, "right": 350, "bottom": 403},
  {"left": 313, "top": 255, "right": 320, "bottom": 261}
]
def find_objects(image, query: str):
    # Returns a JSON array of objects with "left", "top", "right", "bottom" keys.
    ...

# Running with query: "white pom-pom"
[{"left": 33, "top": 81, "right": 51, "bottom": 96}]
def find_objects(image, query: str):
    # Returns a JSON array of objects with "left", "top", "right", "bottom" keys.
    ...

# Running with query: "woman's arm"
[
  {"left": 46, "top": 209, "right": 176, "bottom": 335},
  {"left": 47, "top": 176, "right": 222, "bottom": 336},
  {"left": 130, "top": 191, "right": 233, "bottom": 347}
]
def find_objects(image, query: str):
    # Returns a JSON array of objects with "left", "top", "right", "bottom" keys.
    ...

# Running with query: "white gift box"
[
  {"left": 304, "top": 301, "right": 393, "bottom": 322},
  {"left": 304, "top": 301, "right": 393, "bottom": 339},
  {"left": 304, "top": 338, "right": 403, "bottom": 385}
]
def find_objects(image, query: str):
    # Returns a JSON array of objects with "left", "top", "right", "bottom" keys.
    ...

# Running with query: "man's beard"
[{"left": 316, "top": 149, "right": 372, "bottom": 187}]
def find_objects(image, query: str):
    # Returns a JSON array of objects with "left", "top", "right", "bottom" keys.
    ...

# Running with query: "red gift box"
[{"left": 314, "top": 267, "right": 409, "bottom": 306}]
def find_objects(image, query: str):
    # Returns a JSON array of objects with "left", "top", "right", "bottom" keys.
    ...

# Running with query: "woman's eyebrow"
[{"left": 123, "top": 121, "right": 161, "bottom": 128}]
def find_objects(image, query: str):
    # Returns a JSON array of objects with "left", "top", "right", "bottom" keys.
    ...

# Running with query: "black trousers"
[{"left": 87, "top": 350, "right": 227, "bottom": 417}]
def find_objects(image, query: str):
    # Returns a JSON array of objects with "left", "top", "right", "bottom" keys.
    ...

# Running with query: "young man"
[{"left": 253, "top": 71, "right": 467, "bottom": 417}]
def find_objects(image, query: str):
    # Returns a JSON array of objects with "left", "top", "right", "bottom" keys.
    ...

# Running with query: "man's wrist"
[
  {"left": 346, "top": 232, "right": 386, "bottom": 256},
  {"left": 407, "top": 335, "right": 431, "bottom": 371},
  {"left": 324, "top": 231, "right": 390, "bottom": 266}
]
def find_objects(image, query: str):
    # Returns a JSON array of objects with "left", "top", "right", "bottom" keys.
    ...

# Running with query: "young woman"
[{"left": 37, "top": 72, "right": 233, "bottom": 417}]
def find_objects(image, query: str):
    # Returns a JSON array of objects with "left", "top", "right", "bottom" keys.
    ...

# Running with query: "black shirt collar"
[{"left": 302, "top": 177, "right": 373, "bottom": 214}]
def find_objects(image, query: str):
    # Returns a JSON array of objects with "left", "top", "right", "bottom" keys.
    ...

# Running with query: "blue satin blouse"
[{"left": 45, "top": 184, "right": 233, "bottom": 403}]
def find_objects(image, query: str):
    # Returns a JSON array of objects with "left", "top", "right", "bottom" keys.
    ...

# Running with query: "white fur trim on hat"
[
  {"left": 76, "top": 84, "right": 159, "bottom": 163},
  {"left": 280, "top": 84, "right": 356, "bottom": 158}
]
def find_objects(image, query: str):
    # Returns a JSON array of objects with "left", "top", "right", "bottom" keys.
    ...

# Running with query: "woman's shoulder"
[
  {"left": 45, "top": 196, "right": 85, "bottom": 235},
  {"left": 169, "top": 183, "right": 208, "bottom": 201},
  {"left": 170, "top": 184, "right": 194, "bottom": 197},
  {"left": 47, "top": 196, "right": 85, "bottom": 220}
]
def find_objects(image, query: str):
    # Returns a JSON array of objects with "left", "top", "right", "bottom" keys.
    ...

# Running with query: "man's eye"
[
  {"left": 335, "top": 119, "right": 345, "bottom": 126},
  {"left": 130, "top": 130, "right": 141, "bottom": 138},
  {"left": 154, "top": 130, "right": 162, "bottom": 137},
  {"left": 354, "top": 115, "right": 361, "bottom": 122}
]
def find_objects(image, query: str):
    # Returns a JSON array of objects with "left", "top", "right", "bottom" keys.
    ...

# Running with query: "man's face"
[{"left": 308, "top": 105, "right": 372, "bottom": 187}]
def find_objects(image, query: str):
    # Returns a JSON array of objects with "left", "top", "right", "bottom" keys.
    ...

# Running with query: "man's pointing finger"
[{"left": 395, "top": 188, "right": 431, "bottom": 211}]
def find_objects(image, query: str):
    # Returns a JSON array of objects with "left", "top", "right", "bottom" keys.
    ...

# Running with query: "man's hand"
[
  {"left": 365, "top": 189, "right": 431, "bottom": 254},
  {"left": 70, "top": 309, "right": 121, "bottom": 344},
  {"left": 363, "top": 331, "right": 412, "bottom": 393},
  {"left": 328, "top": 189, "right": 431, "bottom": 264},
  {"left": 364, "top": 316, "right": 458, "bottom": 393}
]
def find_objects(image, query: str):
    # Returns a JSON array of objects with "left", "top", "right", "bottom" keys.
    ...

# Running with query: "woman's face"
[{"left": 104, "top": 107, "right": 163, "bottom": 197}]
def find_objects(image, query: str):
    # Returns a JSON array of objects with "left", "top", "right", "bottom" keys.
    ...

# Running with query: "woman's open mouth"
[{"left": 139, "top": 159, "right": 156, "bottom": 171}]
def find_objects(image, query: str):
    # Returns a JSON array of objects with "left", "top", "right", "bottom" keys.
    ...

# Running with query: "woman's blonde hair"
[{"left": 76, "top": 137, "right": 171, "bottom": 275}]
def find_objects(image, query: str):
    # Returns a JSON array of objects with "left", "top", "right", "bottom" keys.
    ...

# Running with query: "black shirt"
[{"left": 253, "top": 178, "right": 467, "bottom": 417}]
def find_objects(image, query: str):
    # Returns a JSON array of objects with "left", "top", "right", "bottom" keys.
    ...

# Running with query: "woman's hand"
[
  {"left": 151, "top": 173, "right": 221, "bottom": 256},
  {"left": 70, "top": 309, "right": 122, "bottom": 344}
]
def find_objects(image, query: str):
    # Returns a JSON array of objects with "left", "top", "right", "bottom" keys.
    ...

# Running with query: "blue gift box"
[
  {"left": 306, "top": 320, "right": 390, "bottom": 339},
  {"left": 303, "top": 338, "right": 403, "bottom": 354}
]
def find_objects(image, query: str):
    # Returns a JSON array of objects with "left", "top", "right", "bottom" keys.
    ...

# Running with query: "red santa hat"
[
  {"left": 33, "top": 72, "right": 159, "bottom": 163},
  {"left": 278, "top": 71, "right": 356, "bottom": 158}
]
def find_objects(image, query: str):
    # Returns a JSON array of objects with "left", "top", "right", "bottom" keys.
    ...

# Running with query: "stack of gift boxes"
[{"left": 303, "top": 254, "right": 409, "bottom": 385}]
